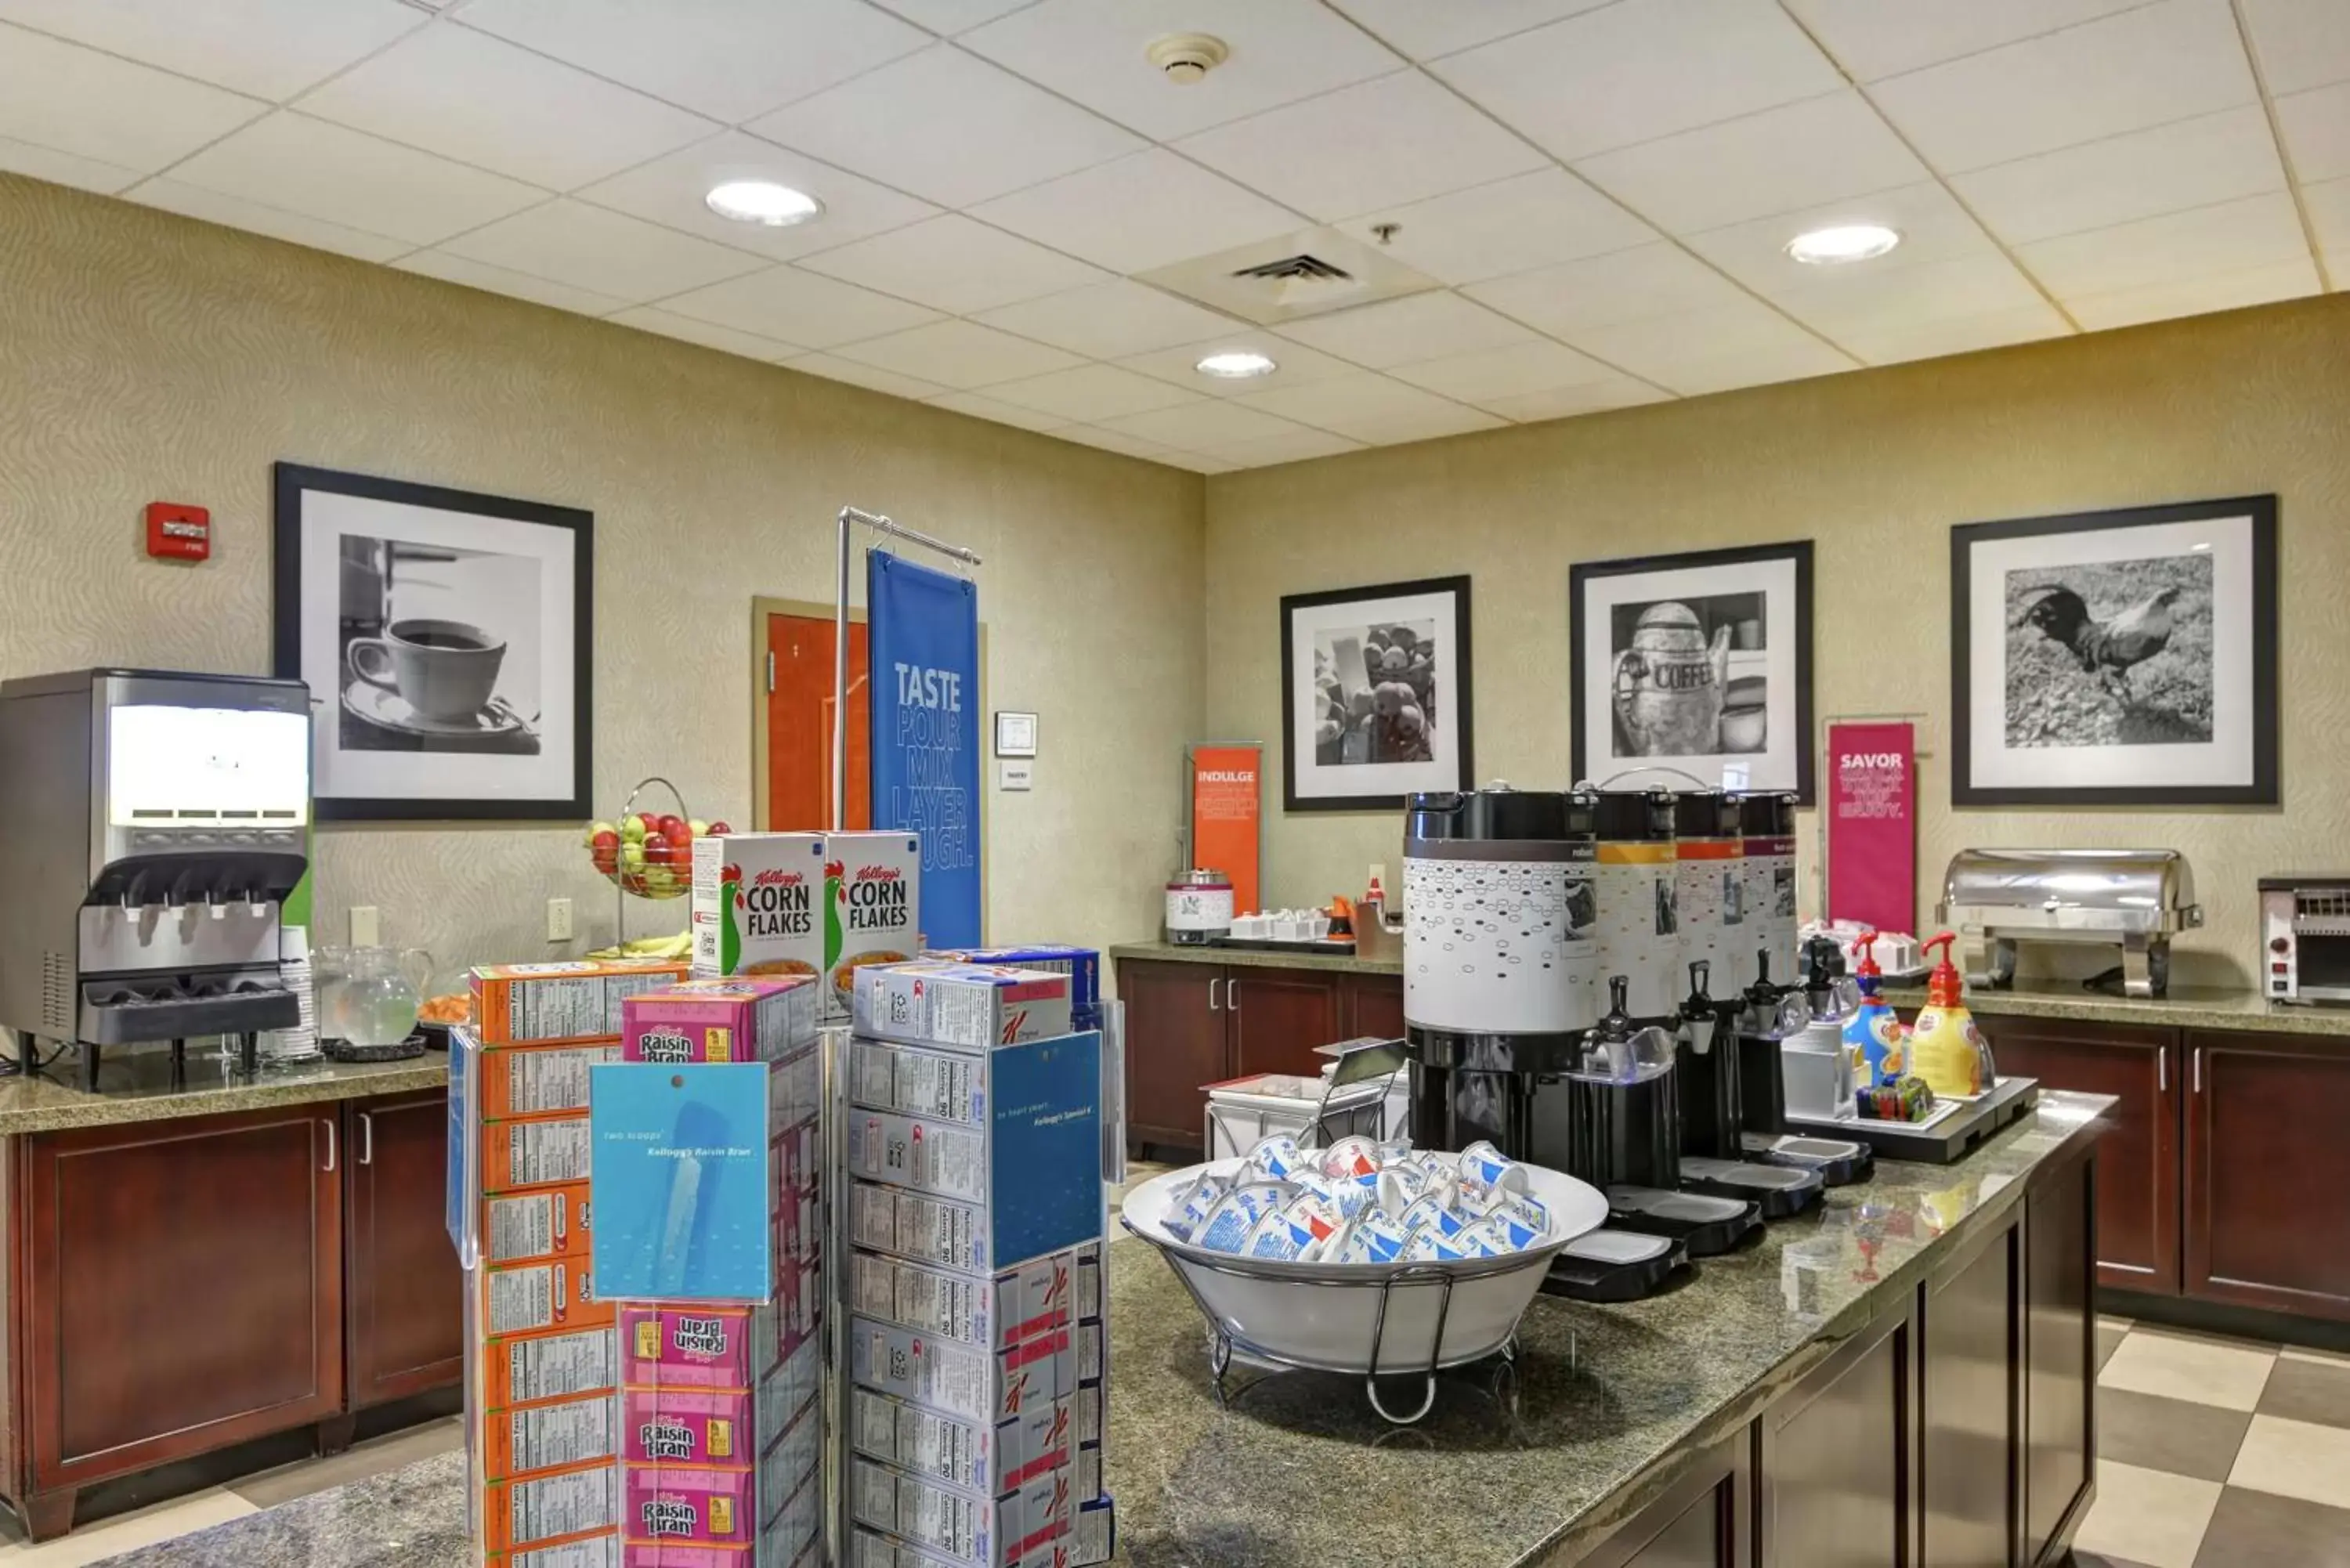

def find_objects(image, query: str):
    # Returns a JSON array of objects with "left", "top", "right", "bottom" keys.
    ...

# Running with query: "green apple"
[
  {"left": 583, "top": 818, "right": 616, "bottom": 848},
  {"left": 689, "top": 818, "right": 710, "bottom": 838},
  {"left": 620, "top": 840, "right": 646, "bottom": 872},
  {"left": 620, "top": 816, "right": 648, "bottom": 845}
]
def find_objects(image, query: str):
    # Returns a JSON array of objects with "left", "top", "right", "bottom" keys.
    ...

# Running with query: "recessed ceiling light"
[
  {"left": 1196, "top": 349, "right": 1276, "bottom": 379},
  {"left": 1785, "top": 223, "right": 1900, "bottom": 265},
  {"left": 705, "top": 180, "right": 822, "bottom": 227}
]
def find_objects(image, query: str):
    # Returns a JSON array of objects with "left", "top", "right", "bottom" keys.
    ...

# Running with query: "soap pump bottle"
[
  {"left": 1908, "top": 931, "right": 1992, "bottom": 1097},
  {"left": 1842, "top": 930, "right": 1905, "bottom": 1089}
]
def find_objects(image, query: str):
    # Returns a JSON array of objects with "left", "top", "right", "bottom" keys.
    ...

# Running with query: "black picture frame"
[
  {"left": 1950, "top": 495, "right": 2277, "bottom": 807},
  {"left": 272, "top": 461, "right": 594, "bottom": 822},
  {"left": 1280, "top": 574, "right": 1473, "bottom": 813},
  {"left": 1569, "top": 540, "right": 1815, "bottom": 803}
]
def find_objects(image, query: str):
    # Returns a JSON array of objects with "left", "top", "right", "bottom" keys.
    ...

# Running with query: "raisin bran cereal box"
[
  {"left": 624, "top": 1465, "right": 756, "bottom": 1547},
  {"left": 691, "top": 833, "right": 920, "bottom": 1021},
  {"left": 622, "top": 977, "right": 819, "bottom": 1065}
]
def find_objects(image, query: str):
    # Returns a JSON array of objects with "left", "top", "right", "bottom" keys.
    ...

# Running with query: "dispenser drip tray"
[
  {"left": 1744, "top": 1132, "right": 1874, "bottom": 1187},
  {"left": 1606, "top": 1186, "right": 1762, "bottom": 1256},
  {"left": 1541, "top": 1229, "right": 1688, "bottom": 1302},
  {"left": 1679, "top": 1157, "right": 1825, "bottom": 1219}
]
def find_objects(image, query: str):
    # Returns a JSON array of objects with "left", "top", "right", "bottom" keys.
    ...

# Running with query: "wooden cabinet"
[
  {"left": 1582, "top": 1429, "right": 1747, "bottom": 1568},
  {"left": 344, "top": 1090, "right": 464, "bottom": 1409},
  {"left": 2184, "top": 1029, "right": 2350, "bottom": 1321},
  {"left": 15, "top": 1104, "right": 345, "bottom": 1537},
  {"left": 1756, "top": 1302, "right": 1913, "bottom": 1568},
  {"left": 1226, "top": 969, "right": 1340, "bottom": 1079},
  {"left": 1975, "top": 1017, "right": 2178, "bottom": 1295},
  {"left": 2023, "top": 1150, "right": 2095, "bottom": 1564},
  {"left": 1922, "top": 1216, "right": 2019, "bottom": 1568},
  {"left": 1342, "top": 973, "right": 1405, "bottom": 1040},
  {"left": 1115, "top": 958, "right": 1355, "bottom": 1156}
]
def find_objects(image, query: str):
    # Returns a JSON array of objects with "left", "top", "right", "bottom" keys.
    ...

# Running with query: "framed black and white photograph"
[
  {"left": 273, "top": 463, "right": 592, "bottom": 821},
  {"left": 1281, "top": 575, "right": 1473, "bottom": 811},
  {"left": 1570, "top": 542, "right": 1814, "bottom": 801},
  {"left": 1952, "top": 495, "right": 2276, "bottom": 806}
]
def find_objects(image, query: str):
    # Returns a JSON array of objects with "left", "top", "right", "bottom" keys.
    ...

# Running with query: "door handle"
[
  {"left": 2157, "top": 1047, "right": 2167, "bottom": 1093},
  {"left": 1207, "top": 977, "right": 1220, "bottom": 1011},
  {"left": 358, "top": 1111, "right": 374, "bottom": 1166},
  {"left": 321, "top": 1116, "right": 337, "bottom": 1173},
  {"left": 1230, "top": 979, "right": 1241, "bottom": 1016},
  {"left": 2193, "top": 1047, "right": 2203, "bottom": 1094}
]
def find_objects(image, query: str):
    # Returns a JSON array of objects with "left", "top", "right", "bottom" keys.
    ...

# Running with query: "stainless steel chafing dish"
[{"left": 1938, "top": 848, "right": 2203, "bottom": 998}]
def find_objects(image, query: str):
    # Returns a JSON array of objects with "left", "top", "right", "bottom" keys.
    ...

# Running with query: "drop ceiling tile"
[
  {"left": 783, "top": 352, "right": 952, "bottom": 402},
  {"left": 1464, "top": 242, "right": 1751, "bottom": 338},
  {"left": 1478, "top": 377, "right": 1674, "bottom": 422},
  {"left": 831, "top": 319, "right": 1084, "bottom": 389},
  {"left": 2018, "top": 190, "right": 2311, "bottom": 298},
  {"left": 1683, "top": 182, "right": 1998, "bottom": 294},
  {"left": 663, "top": 266, "right": 942, "bottom": 349},
  {"left": 1273, "top": 291, "right": 1538, "bottom": 368},
  {"left": 2065, "top": 256, "right": 2323, "bottom": 329},
  {"left": 164, "top": 111, "right": 545, "bottom": 248},
  {"left": 1386, "top": 339, "right": 1619, "bottom": 401},
  {"left": 964, "top": 0, "right": 1401, "bottom": 140},
  {"left": 1575, "top": 91, "right": 1927, "bottom": 236},
  {"left": 1050, "top": 425, "right": 1198, "bottom": 464},
  {"left": 0, "top": 23, "right": 264, "bottom": 172},
  {"left": 458, "top": 0, "right": 928, "bottom": 124},
  {"left": 396, "top": 249, "right": 633, "bottom": 316},
  {"left": 972, "top": 280, "right": 1243, "bottom": 359},
  {"left": 867, "top": 0, "right": 1036, "bottom": 33},
  {"left": 0, "top": 135, "right": 143, "bottom": 195},
  {"left": 1834, "top": 302, "right": 2073, "bottom": 365},
  {"left": 1201, "top": 427, "right": 1365, "bottom": 465},
  {"left": 128, "top": 178, "right": 411, "bottom": 262},
  {"left": 1869, "top": 0, "right": 2258, "bottom": 175},
  {"left": 1954, "top": 107, "right": 2287, "bottom": 247},
  {"left": 1645, "top": 339, "right": 1858, "bottom": 397},
  {"left": 925, "top": 391, "right": 1076, "bottom": 432},
  {"left": 1435, "top": 0, "right": 1843, "bottom": 162},
  {"left": 1331, "top": 169, "right": 1656, "bottom": 286},
  {"left": 573, "top": 132, "right": 936, "bottom": 263},
  {"left": 1768, "top": 252, "right": 2048, "bottom": 337},
  {"left": 299, "top": 24, "right": 716, "bottom": 190},
  {"left": 1095, "top": 399, "right": 1318, "bottom": 450},
  {"left": 2240, "top": 0, "right": 2350, "bottom": 96},
  {"left": 2305, "top": 176, "right": 2350, "bottom": 258},
  {"left": 2277, "top": 81, "right": 2350, "bottom": 183},
  {"left": 1236, "top": 373, "right": 1502, "bottom": 443},
  {"left": 1782, "top": 0, "right": 2150, "bottom": 83},
  {"left": 1323, "top": 0, "right": 1618, "bottom": 61},
  {"left": 748, "top": 45, "right": 1142, "bottom": 209},
  {"left": 1564, "top": 298, "right": 1828, "bottom": 378},
  {"left": 607, "top": 305, "right": 802, "bottom": 361},
  {"left": 441, "top": 199, "right": 766, "bottom": 303},
  {"left": 979, "top": 364, "right": 1202, "bottom": 421},
  {"left": 796, "top": 215, "right": 1107, "bottom": 315},
  {"left": 0, "top": 0, "right": 423, "bottom": 102},
  {"left": 1176, "top": 70, "right": 1548, "bottom": 222},
  {"left": 1115, "top": 332, "right": 1363, "bottom": 397},
  {"left": 1162, "top": 450, "right": 1241, "bottom": 472},
  {"left": 967, "top": 148, "right": 1302, "bottom": 273}
]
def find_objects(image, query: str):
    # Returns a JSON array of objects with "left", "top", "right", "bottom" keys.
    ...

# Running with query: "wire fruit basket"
[{"left": 583, "top": 775, "right": 729, "bottom": 901}]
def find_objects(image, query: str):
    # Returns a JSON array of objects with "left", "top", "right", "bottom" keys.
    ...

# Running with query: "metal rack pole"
[{"left": 831, "top": 505, "right": 984, "bottom": 832}]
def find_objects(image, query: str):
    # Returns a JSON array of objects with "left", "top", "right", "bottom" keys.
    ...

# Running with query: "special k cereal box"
[
  {"left": 851, "top": 965, "right": 1069, "bottom": 1053},
  {"left": 692, "top": 832, "right": 921, "bottom": 1021},
  {"left": 472, "top": 961, "right": 689, "bottom": 1046},
  {"left": 621, "top": 977, "right": 818, "bottom": 1065}
]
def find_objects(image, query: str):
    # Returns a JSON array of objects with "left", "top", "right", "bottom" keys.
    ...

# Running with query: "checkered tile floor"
[{"left": 2073, "top": 1317, "right": 2350, "bottom": 1568}]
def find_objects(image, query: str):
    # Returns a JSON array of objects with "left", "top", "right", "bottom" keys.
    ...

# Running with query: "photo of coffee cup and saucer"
[
  {"left": 335, "top": 533, "right": 545, "bottom": 757},
  {"left": 342, "top": 617, "right": 533, "bottom": 739}
]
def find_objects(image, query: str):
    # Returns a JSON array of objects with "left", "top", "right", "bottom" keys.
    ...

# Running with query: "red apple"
[
  {"left": 708, "top": 820, "right": 732, "bottom": 836},
  {"left": 644, "top": 836, "right": 676, "bottom": 867},
  {"left": 664, "top": 820, "right": 694, "bottom": 850},
  {"left": 656, "top": 814, "right": 684, "bottom": 839},
  {"left": 636, "top": 811, "right": 662, "bottom": 837}
]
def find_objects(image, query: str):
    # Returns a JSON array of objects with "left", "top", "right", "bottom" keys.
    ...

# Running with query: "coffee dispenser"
[
  {"left": 1591, "top": 789, "right": 1679, "bottom": 1025},
  {"left": 1734, "top": 791, "right": 1799, "bottom": 994},
  {"left": 1673, "top": 792, "right": 1745, "bottom": 1006},
  {"left": 0, "top": 670, "right": 310, "bottom": 1085}
]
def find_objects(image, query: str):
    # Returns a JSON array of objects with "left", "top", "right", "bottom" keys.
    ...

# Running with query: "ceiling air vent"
[{"left": 1138, "top": 229, "right": 1440, "bottom": 324}]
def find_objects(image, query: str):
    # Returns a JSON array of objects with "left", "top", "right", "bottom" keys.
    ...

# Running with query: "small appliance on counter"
[
  {"left": 2259, "top": 877, "right": 2350, "bottom": 1005},
  {"left": 1802, "top": 919, "right": 1927, "bottom": 982},
  {"left": 1730, "top": 941, "right": 1874, "bottom": 1187},
  {"left": 0, "top": 669, "right": 311, "bottom": 1086},
  {"left": 1939, "top": 847, "right": 2203, "bottom": 998},
  {"left": 1164, "top": 867, "right": 1235, "bottom": 945}
]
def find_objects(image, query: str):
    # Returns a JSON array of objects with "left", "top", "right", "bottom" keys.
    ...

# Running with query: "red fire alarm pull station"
[{"left": 144, "top": 502, "right": 211, "bottom": 562}]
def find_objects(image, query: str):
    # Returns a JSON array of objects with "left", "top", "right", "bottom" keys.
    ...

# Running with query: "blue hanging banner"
[{"left": 867, "top": 548, "right": 982, "bottom": 946}]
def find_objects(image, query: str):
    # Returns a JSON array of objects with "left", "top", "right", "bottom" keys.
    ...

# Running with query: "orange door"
[{"left": 765, "top": 612, "right": 870, "bottom": 831}]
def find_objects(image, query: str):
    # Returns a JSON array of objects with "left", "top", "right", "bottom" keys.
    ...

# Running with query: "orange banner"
[{"left": 1189, "top": 745, "right": 1262, "bottom": 917}]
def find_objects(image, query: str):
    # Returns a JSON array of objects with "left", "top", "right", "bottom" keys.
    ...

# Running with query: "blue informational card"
[
  {"left": 445, "top": 1027, "right": 470, "bottom": 1263},
  {"left": 590, "top": 1062, "right": 772, "bottom": 1303}
]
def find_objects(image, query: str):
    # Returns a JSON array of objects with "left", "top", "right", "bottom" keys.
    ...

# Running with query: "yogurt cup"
[
  {"left": 1461, "top": 1212, "right": 1543, "bottom": 1255},
  {"left": 1318, "top": 1136, "right": 1381, "bottom": 1181},
  {"left": 1244, "top": 1133, "right": 1306, "bottom": 1183},
  {"left": 1165, "top": 1172, "right": 1231, "bottom": 1242},
  {"left": 1399, "top": 1192, "right": 1469, "bottom": 1242},
  {"left": 1337, "top": 1207, "right": 1411, "bottom": 1265},
  {"left": 1476, "top": 1185, "right": 1550, "bottom": 1237},
  {"left": 1194, "top": 1181, "right": 1294, "bottom": 1253},
  {"left": 1459, "top": 1141, "right": 1531, "bottom": 1196}
]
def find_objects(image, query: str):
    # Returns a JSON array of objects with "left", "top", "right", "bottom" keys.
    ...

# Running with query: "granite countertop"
[
  {"left": 92, "top": 1092, "right": 2112, "bottom": 1568},
  {"left": 0, "top": 1045, "right": 446, "bottom": 1135},
  {"left": 1878, "top": 981, "right": 2350, "bottom": 1037},
  {"left": 1112, "top": 939, "right": 1404, "bottom": 976}
]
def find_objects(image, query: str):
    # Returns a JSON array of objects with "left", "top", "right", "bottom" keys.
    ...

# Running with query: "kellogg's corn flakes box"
[{"left": 692, "top": 832, "right": 921, "bottom": 1020}]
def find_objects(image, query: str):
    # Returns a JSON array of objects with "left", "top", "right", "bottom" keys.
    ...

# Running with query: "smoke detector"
[{"left": 1148, "top": 33, "right": 1229, "bottom": 85}]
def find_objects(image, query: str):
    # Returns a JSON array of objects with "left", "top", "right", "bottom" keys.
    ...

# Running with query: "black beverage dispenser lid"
[
  {"left": 1592, "top": 787, "right": 1675, "bottom": 841},
  {"left": 1672, "top": 790, "right": 1738, "bottom": 840},
  {"left": 1406, "top": 782, "right": 1593, "bottom": 842},
  {"left": 1735, "top": 791, "right": 1798, "bottom": 836}
]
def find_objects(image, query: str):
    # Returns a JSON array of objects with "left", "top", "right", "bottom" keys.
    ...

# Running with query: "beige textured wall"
[
  {"left": 0, "top": 174, "right": 1203, "bottom": 974},
  {"left": 1206, "top": 292, "right": 2350, "bottom": 988}
]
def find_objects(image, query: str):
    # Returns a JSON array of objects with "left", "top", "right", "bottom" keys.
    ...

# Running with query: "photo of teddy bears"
[{"left": 1311, "top": 618, "right": 1439, "bottom": 764}]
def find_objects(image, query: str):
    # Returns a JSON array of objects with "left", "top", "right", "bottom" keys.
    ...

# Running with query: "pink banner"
[{"left": 1827, "top": 721, "right": 1916, "bottom": 937}]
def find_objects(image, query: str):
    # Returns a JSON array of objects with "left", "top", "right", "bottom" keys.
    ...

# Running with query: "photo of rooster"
[{"left": 2005, "top": 553, "right": 2213, "bottom": 747}]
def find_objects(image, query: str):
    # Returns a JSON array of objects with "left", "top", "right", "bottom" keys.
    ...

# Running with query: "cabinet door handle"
[
  {"left": 1230, "top": 979, "right": 1242, "bottom": 1016},
  {"left": 358, "top": 1111, "right": 374, "bottom": 1166},
  {"left": 2157, "top": 1047, "right": 2167, "bottom": 1093},
  {"left": 1207, "top": 977, "right": 1220, "bottom": 1011},
  {"left": 321, "top": 1116, "right": 337, "bottom": 1173},
  {"left": 2193, "top": 1047, "right": 2203, "bottom": 1094}
]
